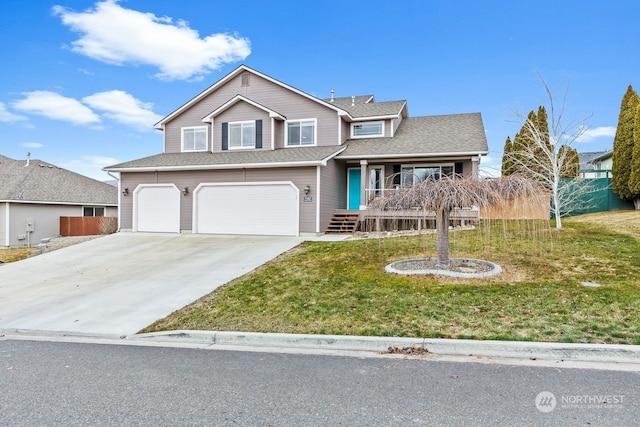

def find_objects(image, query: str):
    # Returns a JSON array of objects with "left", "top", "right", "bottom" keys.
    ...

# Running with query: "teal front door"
[{"left": 348, "top": 168, "right": 361, "bottom": 210}]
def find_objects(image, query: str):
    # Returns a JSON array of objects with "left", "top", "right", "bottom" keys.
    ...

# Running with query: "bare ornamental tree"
[{"left": 504, "top": 81, "right": 596, "bottom": 229}]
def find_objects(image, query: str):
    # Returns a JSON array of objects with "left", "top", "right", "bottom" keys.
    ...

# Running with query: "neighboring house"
[
  {"left": 0, "top": 155, "right": 118, "bottom": 246},
  {"left": 105, "top": 65, "right": 488, "bottom": 236},
  {"left": 579, "top": 150, "right": 612, "bottom": 178},
  {"left": 589, "top": 150, "right": 613, "bottom": 175}
]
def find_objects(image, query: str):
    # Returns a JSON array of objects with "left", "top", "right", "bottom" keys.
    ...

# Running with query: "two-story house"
[{"left": 105, "top": 65, "right": 488, "bottom": 236}]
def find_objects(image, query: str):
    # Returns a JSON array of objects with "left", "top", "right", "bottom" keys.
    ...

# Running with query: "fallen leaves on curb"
[{"left": 385, "top": 345, "right": 431, "bottom": 355}]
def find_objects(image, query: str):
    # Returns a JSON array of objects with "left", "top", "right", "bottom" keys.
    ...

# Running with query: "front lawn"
[{"left": 142, "top": 211, "right": 640, "bottom": 344}]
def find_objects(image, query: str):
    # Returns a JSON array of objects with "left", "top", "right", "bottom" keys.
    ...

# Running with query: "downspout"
[
  {"left": 107, "top": 171, "right": 122, "bottom": 232},
  {"left": 4, "top": 202, "right": 9, "bottom": 247},
  {"left": 316, "top": 165, "right": 321, "bottom": 233}
]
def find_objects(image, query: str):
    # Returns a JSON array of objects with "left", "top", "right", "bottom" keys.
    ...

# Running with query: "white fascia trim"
[
  {"left": 339, "top": 113, "right": 400, "bottom": 123},
  {"left": 337, "top": 151, "right": 489, "bottom": 160},
  {"left": 0, "top": 200, "right": 117, "bottom": 207},
  {"left": 319, "top": 146, "right": 348, "bottom": 165},
  {"left": 201, "top": 94, "right": 286, "bottom": 123},
  {"left": 156, "top": 65, "right": 347, "bottom": 129},
  {"left": 337, "top": 115, "right": 342, "bottom": 145},
  {"left": 107, "top": 147, "right": 347, "bottom": 173},
  {"left": 107, "top": 161, "right": 326, "bottom": 173}
]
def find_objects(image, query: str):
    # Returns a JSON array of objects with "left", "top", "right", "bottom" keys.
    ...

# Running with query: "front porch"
[{"left": 326, "top": 208, "right": 480, "bottom": 234}]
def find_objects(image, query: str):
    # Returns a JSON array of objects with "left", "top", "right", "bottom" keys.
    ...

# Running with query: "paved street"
[{"left": 1, "top": 339, "right": 638, "bottom": 426}]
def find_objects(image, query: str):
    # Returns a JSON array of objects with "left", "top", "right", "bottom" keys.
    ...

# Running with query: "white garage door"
[
  {"left": 195, "top": 182, "right": 299, "bottom": 236},
  {"left": 134, "top": 185, "right": 180, "bottom": 233}
]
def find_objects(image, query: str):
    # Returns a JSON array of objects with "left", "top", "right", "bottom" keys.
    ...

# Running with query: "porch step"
[{"left": 326, "top": 211, "right": 361, "bottom": 234}]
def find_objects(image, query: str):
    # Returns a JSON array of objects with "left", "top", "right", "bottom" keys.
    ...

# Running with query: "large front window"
[
  {"left": 287, "top": 119, "right": 316, "bottom": 146},
  {"left": 401, "top": 165, "right": 454, "bottom": 186},
  {"left": 182, "top": 127, "right": 207, "bottom": 151},
  {"left": 229, "top": 121, "right": 256, "bottom": 149}
]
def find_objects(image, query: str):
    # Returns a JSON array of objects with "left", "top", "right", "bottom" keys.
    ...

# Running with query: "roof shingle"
[
  {"left": 0, "top": 155, "right": 117, "bottom": 204},
  {"left": 338, "top": 113, "right": 488, "bottom": 158},
  {"left": 105, "top": 146, "right": 346, "bottom": 171}
]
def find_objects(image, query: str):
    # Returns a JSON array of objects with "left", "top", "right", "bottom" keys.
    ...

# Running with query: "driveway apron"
[{"left": 0, "top": 233, "right": 302, "bottom": 335}]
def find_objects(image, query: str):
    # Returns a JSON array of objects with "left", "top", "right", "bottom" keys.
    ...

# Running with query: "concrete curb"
[{"left": 130, "top": 330, "right": 640, "bottom": 365}]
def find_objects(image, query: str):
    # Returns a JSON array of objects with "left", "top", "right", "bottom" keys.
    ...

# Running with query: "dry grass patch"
[{"left": 0, "top": 247, "right": 36, "bottom": 263}]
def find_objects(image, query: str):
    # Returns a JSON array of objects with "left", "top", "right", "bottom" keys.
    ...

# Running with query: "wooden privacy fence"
[{"left": 60, "top": 216, "right": 117, "bottom": 236}]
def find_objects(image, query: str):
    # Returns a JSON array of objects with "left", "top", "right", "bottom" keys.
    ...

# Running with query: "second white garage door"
[{"left": 194, "top": 182, "right": 299, "bottom": 236}]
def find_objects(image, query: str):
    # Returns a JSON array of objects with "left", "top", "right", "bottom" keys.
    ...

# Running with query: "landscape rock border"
[{"left": 386, "top": 257, "right": 503, "bottom": 278}]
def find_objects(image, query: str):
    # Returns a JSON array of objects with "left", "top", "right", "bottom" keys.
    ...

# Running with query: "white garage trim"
[
  {"left": 193, "top": 181, "right": 299, "bottom": 236},
  {"left": 133, "top": 184, "right": 181, "bottom": 233}
]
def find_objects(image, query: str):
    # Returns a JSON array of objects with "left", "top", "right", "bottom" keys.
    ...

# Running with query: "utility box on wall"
[{"left": 26, "top": 219, "right": 35, "bottom": 232}]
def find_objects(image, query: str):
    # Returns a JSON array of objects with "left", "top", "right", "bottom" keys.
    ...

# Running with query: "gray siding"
[
  {"left": 8, "top": 204, "right": 77, "bottom": 247},
  {"left": 3, "top": 203, "right": 118, "bottom": 247},
  {"left": 211, "top": 102, "right": 271, "bottom": 153},
  {"left": 340, "top": 120, "right": 350, "bottom": 144},
  {"left": 164, "top": 72, "right": 340, "bottom": 153},
  {"left": 319, "top": 159, "right": 347, "bottom": 230}
]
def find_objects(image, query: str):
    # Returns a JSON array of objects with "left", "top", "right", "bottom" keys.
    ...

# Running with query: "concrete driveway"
[{"left": 0, "top": 233, "right": 305, "bottom": 336}]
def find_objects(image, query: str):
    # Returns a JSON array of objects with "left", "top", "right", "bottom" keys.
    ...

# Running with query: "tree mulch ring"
[{"left": 386, "top": 257, "right": 503, "bottom": 278}]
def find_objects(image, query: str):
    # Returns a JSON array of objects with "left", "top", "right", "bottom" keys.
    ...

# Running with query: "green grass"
[{"left": 142, "top": 211, "right": 640, "bottom": 344}]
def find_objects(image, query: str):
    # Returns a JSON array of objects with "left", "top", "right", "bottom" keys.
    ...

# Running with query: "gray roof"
[
  {"left": 323, "top": 95, "right": 374, "bottom": 109},
  {"left": 579, "top": 151, "right": 608, "bottom": 170},
  {"left": 322, "top": 96, "right": 405, "bottom": 118},
  {"left": 105, "top": 146, "right": 346, "bottom": 171},
  {"left": 0, "top": 155, "right": 118, "bottom": 204},
  {"left": 338, "top": 113, "right": 488, "bottom": 159}
]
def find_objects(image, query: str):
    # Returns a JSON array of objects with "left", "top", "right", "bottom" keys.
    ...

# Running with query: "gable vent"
[{"left": 241, "top": 71, "right": 250, "bottom": 87}]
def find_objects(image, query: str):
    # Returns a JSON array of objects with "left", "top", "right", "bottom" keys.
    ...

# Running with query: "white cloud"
[
  {"left": 11, "top": 91, "right": 101, "bottom": 125},
  {"left": 53, "top": 0, "right": 251, "bottom": 81},
  {"left": 59, "top": 155, "right": 120, "bottom": 181},
  {"left": 0, "top": 102, "right": 28, "bottom": 122},
  {"left": 576, "top": 126, "right": 617, "bottom": 143},
  {"left": 83, "top": 90, "right": 163, "bottom": 131},
  {"left": 23, "top": 142, "right": 44, "bottom": 149}
]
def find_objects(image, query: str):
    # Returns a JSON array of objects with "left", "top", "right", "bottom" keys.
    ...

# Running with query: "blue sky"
[{"left": 1, "top": 0, "right": 638, "bottom": 180}]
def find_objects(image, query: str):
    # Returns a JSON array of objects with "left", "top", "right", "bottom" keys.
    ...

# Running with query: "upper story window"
[
  {"left": 182, "top": 126, "right": 207, "bottom": 152},
  {"left": 351, "top": 121, "right": 384, "bottom": 138},
  {"left": 229, "top": 121, "right": 256, "bottom": 149},
  {"left": 222, "top": 120, "right": 262, "bottom": 151},
  {"left": 286, "top": 119, "right": 316, "bottom": 146}
]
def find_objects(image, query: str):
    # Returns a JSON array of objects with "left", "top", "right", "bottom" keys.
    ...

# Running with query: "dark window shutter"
[
  {"left": 255, "top": 120, "right": 262, "bottom": 149},
  {"left": 222, "top": 122, "right": 228, "bottom": 151},
  {"left": 393, "top": 164, "right": 401, "bottom": 186},
  {"left": 455, "top": 162, "right": 463, "bottom": 176}
]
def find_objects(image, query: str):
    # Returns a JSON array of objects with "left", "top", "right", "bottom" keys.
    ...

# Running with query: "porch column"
[
  {"left": 359, "top": 160, "right": 368, "bottom": 210},
  {"left": 471, "top": 156, "right": 480, "bottom": 178}
]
